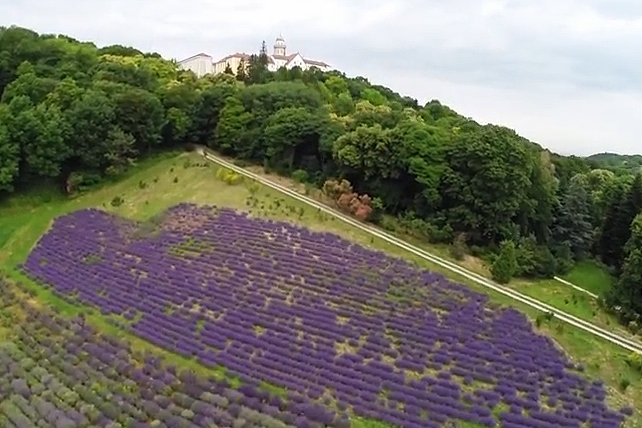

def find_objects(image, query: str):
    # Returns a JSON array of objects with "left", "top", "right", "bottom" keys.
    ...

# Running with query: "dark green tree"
[
  {"left": 246, "top": 44, "right": 269, "bottom": 84},
  {"left": 113, "top": 87, "right": 164, "bottom": 154},
  {"left": 491, "top": 240, "right": 518, "bottom": 283},
  {"left": 191, "top": 76, "right": 237, "bottom": 146},
  {"left": 213, "top": 96, "right": 252, "bottom": 156},
  {"left": 264, "top": 107, "right": 323, "bottom": 173},
  {"left": 606, "top": 213, "right": 642, "bottom": 319},
  {"left": 598, "top": 174, "right": 642, "bottom": 269},
  {"left": 439, "top": 125, "right": 533, "bottom": 244},
  {"left": 259, "top": 40, "right": 268, "bottom": 66},
  {"left": 551, "top": 182, "right": 594, "bottom": 260},
  {"left": 67, "top": 89, "right": 117, "bottom": 170},
  {"left": 236, "top": 58, "right": 247, "bottom": 82},
  {"left": 0, "top": 105, "right": 19, "bottom": 191},
  {"left": 104, "top": 127, "right": 136, "bottom": 174},
  {"left": 333, "top": 92, "right": 354, "bottom": 116}
]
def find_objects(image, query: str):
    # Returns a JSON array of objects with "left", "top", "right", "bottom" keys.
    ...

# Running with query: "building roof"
[
  {"left": 179, "top": 52, "right": 212, "bottom": 63},
  {"left": 272, "top": 53, "right": 297, "bottom": 61},
  {"left": 272, "top": 52, "right": 329, "bottom": 68},
  {"left": 215, "top": 52, "right": 275, "bottom": 65},
  {"left": 216, "top": 52, "right": 250, "bottom": 63},
  {"left": 303, "top": 58, "right": 330, "bottom": 67}
]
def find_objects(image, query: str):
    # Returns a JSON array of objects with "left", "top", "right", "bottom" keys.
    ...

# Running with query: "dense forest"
[
  {"left": 0, "top": 26, "right": 641, "bottom": 324},
  {"left": 587, "top": 153, "right": 642, "bottom": 174}
]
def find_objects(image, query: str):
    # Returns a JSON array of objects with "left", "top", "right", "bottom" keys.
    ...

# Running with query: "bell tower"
[{"left": 274, "top": 34, "right": 286, "bottom": 56}]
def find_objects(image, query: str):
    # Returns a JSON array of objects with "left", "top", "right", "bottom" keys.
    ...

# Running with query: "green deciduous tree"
[
  {"left": 67, "top": 89, "right": 117, "bottom": 170},
  {"left": 213, "top": 96, "right": 252, "bottom": 156},
  {"left": 333, "top": 92, "right": 354, "bottom": 116},
  {"left": 333, "top": 124, "right": 393, "bottom": 179},
  {"left": 0, "top": 106, "right": 19, "bottom": 191},
  {"left": 264, "top": 107, "right": 323, "bottom": 173},
  {"left": 113, "top": 87, "right": 163, "bottom": 154},
  {"left": 104, "top": 127, "right": 136, "bottom": 174},
  {"left": 324, "top": 75, "right": 348, "bottom": 95},
  {"left": 439, "top": 125, "right": 532, "bottom": 244},
  {"left": 191, "top": 78, "right": 237, "bottom": 146},
  {"left": 26, "top": 102, "right": 72, "bottom": 178},
  {"left": 360, "top": 87, "right": 387, "bottom": 106}
]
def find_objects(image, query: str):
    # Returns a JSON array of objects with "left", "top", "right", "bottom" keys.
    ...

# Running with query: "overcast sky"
[{"left": 2, "top": 0, "right": 642, "bottom": 156}]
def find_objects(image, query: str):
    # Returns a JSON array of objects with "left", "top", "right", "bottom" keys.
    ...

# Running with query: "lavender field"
[
  {"left": 0, "top": 280, "right": 342, "bottom": 428},
  {"left": 20, "top": 203, "right": 633, "bottom": 428}
]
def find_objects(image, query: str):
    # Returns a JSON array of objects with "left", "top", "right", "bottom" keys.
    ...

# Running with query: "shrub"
[
  {"left": 291, "top": 169, "right": 309, "bottom": 183},
  {"left": 111, "top": 196, "right": 124, "bottom": 207},
  {"left": 322, "top": 179, "right": 352, "bottom": 201},
  {"left": 450, "top": 233, "right": 467, "bottom": 261},
  {"left": 555, "top": 322, "right": 564, "bottom": 333},
  {"left": 322, "top": 179, "right": 373, "bottom": 221},
  {"left": 216, "top": 168, "right": 243, "bottom": 185},
  {"left": 138, "top": 180, "right": 147, "bottom": 189},
  {"left": 491, "top": 240, "right": 517, "bottom": 284},
  {"left": 66, "top": 171, "right": 102, "bottom": 194},
  {"left": 369, "top": 197, "right": 385, "bottom": 224},
  {"left": 396, "top": 213, "right": 453, "bottom": 244},
  {"left": 619, "top": 378, "right": 630, "bottom": 392},
  {"left": 173, "top": 177, "right": 179, "bottom": 183},
  {"left": 554, "top": 243, "right": 574, "bottom": 275},
  {"left": 514, "top": 236, "right": 557, "bottom": 278},
  {"left": 625, "top": 352, "right": 642, "bottom": 373},
  {"left": 628, "top": 320, "right": 639, "bottom": 335},
  {"left": 535, "top": 315, "right": 543, "bottom": 328}
]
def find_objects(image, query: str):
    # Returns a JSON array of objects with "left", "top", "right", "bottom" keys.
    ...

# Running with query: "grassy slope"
[
  {"left": 563, "top": 259, "right": 616, "bottom": 296},
  {"left": 0, "top": 151, "right": 639, "bottom": 427}
]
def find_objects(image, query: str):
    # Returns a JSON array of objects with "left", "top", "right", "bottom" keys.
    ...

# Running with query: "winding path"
[{"left": 200, "top": 148, "right": 642, "bottom": 355}]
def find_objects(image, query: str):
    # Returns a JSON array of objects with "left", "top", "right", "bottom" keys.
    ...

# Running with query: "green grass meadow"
[{"left": 563, "top": 259, "right": 616, "bottom": 296}]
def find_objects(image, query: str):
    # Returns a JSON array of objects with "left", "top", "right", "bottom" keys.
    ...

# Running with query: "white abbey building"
[{"left": 179, "top": 35, "right": 331, "bottom": 77}]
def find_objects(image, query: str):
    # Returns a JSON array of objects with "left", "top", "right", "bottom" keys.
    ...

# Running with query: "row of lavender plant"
[
  {"left": 21, "top": 204, "right": 633, "bottom": 428},
  {"left": 0, "top": 280, "right": 346, "bottom": 428}
]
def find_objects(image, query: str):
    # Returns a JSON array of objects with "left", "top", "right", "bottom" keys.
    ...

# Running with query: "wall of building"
[
  {"left": 214, "top": 56, "right": 248, "bottom": 75},
  {"left": 179, "top": 56, "right": 213, "bottom": 77}
]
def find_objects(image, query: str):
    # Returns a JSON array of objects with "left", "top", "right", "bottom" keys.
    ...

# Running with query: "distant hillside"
[{"left": 586, "top": 152, "right": 642, "bottom": 173}]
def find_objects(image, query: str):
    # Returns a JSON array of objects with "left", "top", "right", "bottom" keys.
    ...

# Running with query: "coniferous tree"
[
  {"left": 247, "top": 41, "right": 270, "bottom": 85},
  {"left": 598, "top": 174, "right": 642, "bottom": 269},
  {"left": 235, "top": 59, "right": 247, "bottom": 82},
  {"left": 606, "top": 213, "right": 642, "bottom": 319},
  {"left": 551, "top": 183, "right": 594, "bottom": 260},
  {"left": 260, "top": 40, "right": 269, "bottom": 66},
  {"left": 491, "top": 240, "right": 517, "bottom": 284}
]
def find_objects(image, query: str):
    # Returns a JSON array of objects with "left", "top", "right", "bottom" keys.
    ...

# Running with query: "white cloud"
[{"left": 0, "top": 0, "right": 641, "bottom": 155}]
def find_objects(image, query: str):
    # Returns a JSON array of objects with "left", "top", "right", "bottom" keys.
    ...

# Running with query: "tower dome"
[{"left": 274, "top": 34, "right": 286, "bottom": 56}]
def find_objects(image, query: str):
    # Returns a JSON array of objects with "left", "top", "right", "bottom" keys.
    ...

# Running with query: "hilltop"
[{"left": 586, "top": 153, "right": 642, "bottom": 173}]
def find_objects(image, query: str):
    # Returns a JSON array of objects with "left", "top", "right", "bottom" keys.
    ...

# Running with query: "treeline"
[{"left": 0, "top": 26, "right": 640, "bottom": 323}]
